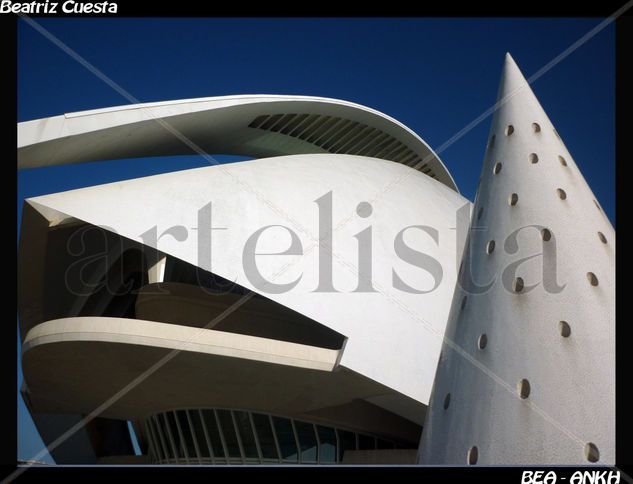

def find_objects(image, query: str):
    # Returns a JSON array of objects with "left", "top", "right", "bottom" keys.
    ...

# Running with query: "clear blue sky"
[{"left": 17, "top": 17, "right": 615, "bottom": 463}]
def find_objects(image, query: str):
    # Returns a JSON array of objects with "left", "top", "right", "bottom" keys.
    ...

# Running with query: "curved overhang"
[
  {"left": 24, "top": 317, "right": 340, "bottom": 372},
  {"left": 17, "top": 94, "right": 458, "bottom": 191},
  {"left": 22, "top": 317, "right": 424, "bottom": 441}
]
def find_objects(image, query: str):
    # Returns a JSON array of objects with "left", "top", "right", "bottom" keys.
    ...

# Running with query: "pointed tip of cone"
[
  {"left": 497, "top": 51, "right": 528, "bottom": 99},
  {"left": 492, "top": 50, "right": 553, "bottom": 144},
  {"left": 504, "top": 52, "right": 519, "bottom": 70}
]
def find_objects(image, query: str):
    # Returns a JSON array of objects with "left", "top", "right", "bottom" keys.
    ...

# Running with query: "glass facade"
[{"left": 143, "top": 408, "right": 405, "bottom": 465}]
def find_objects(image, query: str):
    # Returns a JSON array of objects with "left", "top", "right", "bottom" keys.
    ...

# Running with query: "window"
[
  {"left": 216, "top": 410, "right": 241, "bottom": 459},
  {"left": 153, "top": 415, "right": 172, "bottom": 460},
  {"left": 189, "top": 410, "right": 211, "bottom": 459},
  {"left": 146, "top": 418, "right": 165, "bottom": 461},
  {"left": 294, "top": 421, "right": 318, "bottom": 463},
  {"left": 176, "top": 410, "right": 197, "bottom": 460},
  {"left": 316, "top": 426, "right": 337, "bottom": 463},
  {"left": 272, "top": 417, "right": 298, "bottom": 462},
  {"left": 252, "top": 413, "right": 279, "bottom": 461},
  {"left": 145, "top": 409, "right": 411, "bottom": 465},
  {"left": 233, "top": 411, "right": 259, "bottom": 459},
  {"left": 200, "top": 410, "right": 225, "bottom": 458},
  {"left": 337, "top": 430, "right": 356, "bottom": 462},
  {"left": 164, "top": 412, "right": 182, "bottom": 460}
]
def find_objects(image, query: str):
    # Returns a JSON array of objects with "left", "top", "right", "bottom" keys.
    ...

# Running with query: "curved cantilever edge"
[
  {"left": 23, "top": 317, "right": 341, "bottom": 372},
  {"left": 21, "top": 316, "right": 423, "bottom": 444},
  {"left": 17, "top": 94, "right": 459, "bottom": 192}
]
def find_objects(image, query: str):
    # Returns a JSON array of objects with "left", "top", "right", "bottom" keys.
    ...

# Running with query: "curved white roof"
[{"left": 17, "top": 94, "right": 458, "bottom": 191}]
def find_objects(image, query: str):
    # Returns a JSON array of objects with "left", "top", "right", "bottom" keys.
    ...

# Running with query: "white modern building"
[{"left": 17, "top": 54, "right": 614, "bottom": 465}]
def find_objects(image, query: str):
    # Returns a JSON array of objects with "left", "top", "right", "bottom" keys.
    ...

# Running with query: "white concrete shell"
[
  {"left": 20, "top": 154, "right": 469, "bottom": 410},
  {"left": 19, "top": 96, "right": 471, "bottom": 463},
  {"left": 418, "top": 54, "right": 615, "bottom": 465}
]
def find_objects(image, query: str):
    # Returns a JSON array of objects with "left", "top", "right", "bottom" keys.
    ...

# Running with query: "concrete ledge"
[{"left": 23, "top": 317, "right": 340, "bottom": 372}]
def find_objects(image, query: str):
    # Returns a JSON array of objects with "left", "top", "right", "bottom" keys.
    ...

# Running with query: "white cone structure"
[{"left": 418, "top": 53, "right": 615, "bottom": 465}]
